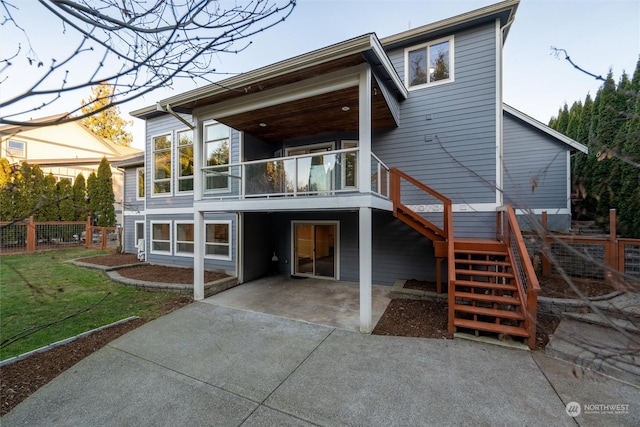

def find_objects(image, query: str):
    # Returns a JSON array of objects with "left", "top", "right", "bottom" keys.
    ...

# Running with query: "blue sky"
[{"left": 2, "top": 1, "right": 638, "bottom": 149}]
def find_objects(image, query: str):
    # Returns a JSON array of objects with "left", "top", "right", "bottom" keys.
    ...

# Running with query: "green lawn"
[{"left": 0, "top": 248, "right": 184, "bottom": 360}]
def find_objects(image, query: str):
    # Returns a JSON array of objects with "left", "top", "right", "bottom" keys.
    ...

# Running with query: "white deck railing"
[{"left": 201, "top": 148, "right": 390, "bottom": 200}]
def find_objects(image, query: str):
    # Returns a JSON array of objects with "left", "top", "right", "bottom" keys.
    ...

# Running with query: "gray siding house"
[{"left": 125, "top": 0, "right": 586, "bottom": 346}]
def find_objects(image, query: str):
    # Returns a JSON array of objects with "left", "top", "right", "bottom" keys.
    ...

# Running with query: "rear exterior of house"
[{"left": 124, "top": 0, "right": 586, "bottom": 346}]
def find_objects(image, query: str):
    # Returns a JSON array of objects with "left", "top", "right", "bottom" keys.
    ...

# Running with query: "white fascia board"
[
  {"left": 194, "top": 194, "right": 393, "bottom": 213},
  {"left": 369, "top": 35, "right": 408, "bottom": 100},
  {"left": 131, "top": 35, "right": 377, "bottom": 118},
  {"left": 503, "top": 104, "right": 588, "bottom": 154},
  {"left": 145, "top": 207, "right": 195, "bottom": 215},
  {"left": 380, "top": 0, "right": 519, "bottom": 47},
  {"left": 515, "top": 208, "right": 570, "bottom": 215}
]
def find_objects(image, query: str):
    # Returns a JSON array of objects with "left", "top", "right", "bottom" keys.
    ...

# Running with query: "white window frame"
[
  {"left": 404, "top": 36, "right": 454, "bottom": 90},
  {"left": 203, "top": 121, "right": 231, "bottom": 194},
  {"left": 204, "top": 220, "right": 232, "bottom": 260},
  {"left": 176, "top": 128, "right": 194, "bottom": 194},
  {"left": 152, "top": 133, "right": 172, "bottom": 196},
  {"left": 150, "top": 221, "right": 172, "bottom": 254},
  {"left": 136, "top": 167, "right": 145, "bottom": 200},
  {"left": 174, "top": 221, "right": 195, "bottom": 257},
  {"left": 134, "top": 221, "right": 145, "bottom": 247},
  {"left": 6, "top": 140, "right": 26, "bottom": 157}
]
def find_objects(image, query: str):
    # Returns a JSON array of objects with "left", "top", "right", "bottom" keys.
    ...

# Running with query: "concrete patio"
[{"left": 204, "top": 275, "right": 393, "bottom": 332}]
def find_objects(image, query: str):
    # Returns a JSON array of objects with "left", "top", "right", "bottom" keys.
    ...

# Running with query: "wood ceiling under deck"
[
  {"left": 179, "top": 54, "right": 398, "bottom": 143},
  {"left": 217, "top": 82, "right": 397, "bottom": 143}
]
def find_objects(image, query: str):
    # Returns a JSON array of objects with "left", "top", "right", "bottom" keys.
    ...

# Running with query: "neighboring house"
[
  {"left": 0, "top": 113, "right": 142, "bottom": 225},
  {"left": 125, "top": 0, "right": 586, "bottom": 345}
]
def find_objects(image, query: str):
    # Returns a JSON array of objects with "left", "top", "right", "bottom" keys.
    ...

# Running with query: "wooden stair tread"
[
  {"left": 454, "top": 259, "right": 511, "bottom": 267},
  {"left": 454, "top": 249, "right": 508, "bottom": 256},
  {"left": 454, "top": 269, "right": 515, "bottom": 278},
  {"left": 454, "top": 304, "right": 524, "bottom": 320},
  {"left": 453, "top": 280, "right": 517, "bottom": 292},
  {"left": 454, "top": 318, "right": 529, "bottom": 337},
  {"left": 454, "top": 291, "right": 520, "bottom": 305}
]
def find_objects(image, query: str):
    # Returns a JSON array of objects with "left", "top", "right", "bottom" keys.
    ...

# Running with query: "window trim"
[
  {"left": 174, "top": 221, "right": 195, "bottom": 257},
  {"left": 151, "top": 133, "right": 172, "bottom": 197},
  {"left": 136, "top": 167, "right": 145, "bottom": 200},
  {"left": 204, "top": 220, "right": 232, "bottom": 261},
  {"left": 150, "top": 221, "right": 172, "bottom": 254},
  {"left": 6, "top": 139, "right": 26, "bottom": 158},
  {"left": 176, "top": 128, "right": 194, "bottom": 194},
  {"left": 134, "top": 221, "right": 145, "bottom": 247},
  {"left": 404, "top": 35, "right": 454, "bottom": 90},
  {"left": 203, "top": 121, "right": 231, "bottom": 194}
]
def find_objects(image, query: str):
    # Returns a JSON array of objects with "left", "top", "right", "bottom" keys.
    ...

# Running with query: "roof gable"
[{"left": 503, "top": 104, "right": 588, "bottom": 154}]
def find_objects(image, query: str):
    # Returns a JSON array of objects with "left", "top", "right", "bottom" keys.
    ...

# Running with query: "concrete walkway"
[{"left": 3, "top": 301, "right": 638, "bottom": 426}]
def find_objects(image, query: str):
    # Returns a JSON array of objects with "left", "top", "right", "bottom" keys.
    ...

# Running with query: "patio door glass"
[{"left": 294, "top": 223, "right": 336, "bottom": 278}]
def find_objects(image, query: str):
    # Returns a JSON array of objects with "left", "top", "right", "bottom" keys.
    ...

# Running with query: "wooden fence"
[
  {"left": 0, "top": 217, "right": 119, "bottom": 253},
  {"left": 539, "top": 210, "right": 640, "bottom": 284}
]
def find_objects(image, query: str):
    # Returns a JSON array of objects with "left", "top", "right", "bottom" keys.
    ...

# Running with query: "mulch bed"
[
  {"left": 116, "top": 264, "right": 228, "bottom": 284},
  {"left": 538, "top": 275, "right": 616, "bottom": 298},
  {"left": 0, "top": 296, "right": 191, "bottom": 417},
  {"left": 78, "top": 253, "right": 141, "bottom": 266}
]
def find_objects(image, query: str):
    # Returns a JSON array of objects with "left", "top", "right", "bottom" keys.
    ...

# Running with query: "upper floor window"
[
  {"left": 136, "top": 167, "right": 145, "bottom": 200},
  {"left": 152, "top": 134, "right": 172, "bottom": 195},
  {"left": 6, "top": 140, "right": 25, "bottom": 157},
  {"left": 204, "top": 122, "right": 230, "bottom": 192},
  {"left": 405, "top": 36, "right": 453, "bottom": 90},
  {"left": 177, "top": 129, "right": 194, "bottom": 192}
]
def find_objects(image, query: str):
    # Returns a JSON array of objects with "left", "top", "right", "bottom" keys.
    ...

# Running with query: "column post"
[
  {"left": 359, "top": 207, "right": 372, "bottom": 333},
  {"left": 194, "top": 210, "right": 205, "bottom": 300}
]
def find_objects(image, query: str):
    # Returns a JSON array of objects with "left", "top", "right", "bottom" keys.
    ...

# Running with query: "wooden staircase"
[
  {"left": 390, "top": 169, "right": 540, "bottom": 349},
  {"left": 451, "top": 239, "right": 529, "bottom": 340}
]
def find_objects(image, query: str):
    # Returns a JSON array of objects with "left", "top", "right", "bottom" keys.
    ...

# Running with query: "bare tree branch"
[{"left": 0, "top": 0, "right": 296, "bottom": 126}]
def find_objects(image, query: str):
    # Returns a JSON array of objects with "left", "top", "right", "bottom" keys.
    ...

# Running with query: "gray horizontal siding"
[
  {"left": 375, "top": 23, "right": 498, "bottom": 206},
  {"left": 372, "top": 211, "right": 437, "bottom": 285},
  {"left": 123, "top": 215, "right": 144, "bottom": 254},
  {"left": 503, "top": 113, "right": 569, "bottom": 210},
  {"left": 122, "top": 166, "right": 144, "bottom": 213}
]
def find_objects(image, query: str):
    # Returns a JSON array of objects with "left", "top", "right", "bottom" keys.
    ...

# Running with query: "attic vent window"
[{"left": 405, "top": 36, "right": 454, "bottom": 90}]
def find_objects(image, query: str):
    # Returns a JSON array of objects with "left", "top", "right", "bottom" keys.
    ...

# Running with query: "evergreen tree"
[
  {"left": 552, "top": 61, "right": 640, "bottom": 237},
  {"left": 555, "top": 103, "right": 570, "bottom": 134},
  {"left": 38, "top": 173, "right": 59, "bottom": 221},
  {"left": 565, "top": 101, "right": 582, "bottom": 140},
  {"left": 96, "top": 157, "right": 116, "bottom": 226},
  {"left": 72, "top": 173, "right": 88, "bottom": 221},
  {"left": 81, "top": 82, "right": 133, "bottom": 146},
  {"left": 87, "top": 158, "right": 116, "bottom": 226},
  {"left": 87, "top": 172, "right": 98, "bottom": 223},
  {"left": 56, "top": 179, "right": 75, "bottom": 221},
  {"left": 0, "top": 158, "right": 15, "bottom": 220}
]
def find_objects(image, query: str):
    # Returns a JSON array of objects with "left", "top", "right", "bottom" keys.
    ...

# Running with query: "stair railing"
[
  {"left": 497, "top": 205, "right": 540, "bottom": 349},
  {"left": 389, "top": 168, "right": 451, "bottom": 240}
]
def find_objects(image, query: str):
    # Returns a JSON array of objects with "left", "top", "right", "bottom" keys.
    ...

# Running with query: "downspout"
[{"left": 156, "top": 103, "right": 195, "bottom": 130}]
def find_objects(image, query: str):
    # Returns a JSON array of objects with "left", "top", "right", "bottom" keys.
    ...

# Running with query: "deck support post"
[
  {"left": 358, "top": 65, "right": 373, "bottom": 333},
  {"left": 359, "top": 206, "right": 372, "bottom": 333},
  {"left": 194, "top": 210, "right": 205, "bottom": 300}
]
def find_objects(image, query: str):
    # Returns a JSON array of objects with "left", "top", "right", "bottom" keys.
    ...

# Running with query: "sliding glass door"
[{"left": 293, "top": 222, "right": 337, "bottom": 278}]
